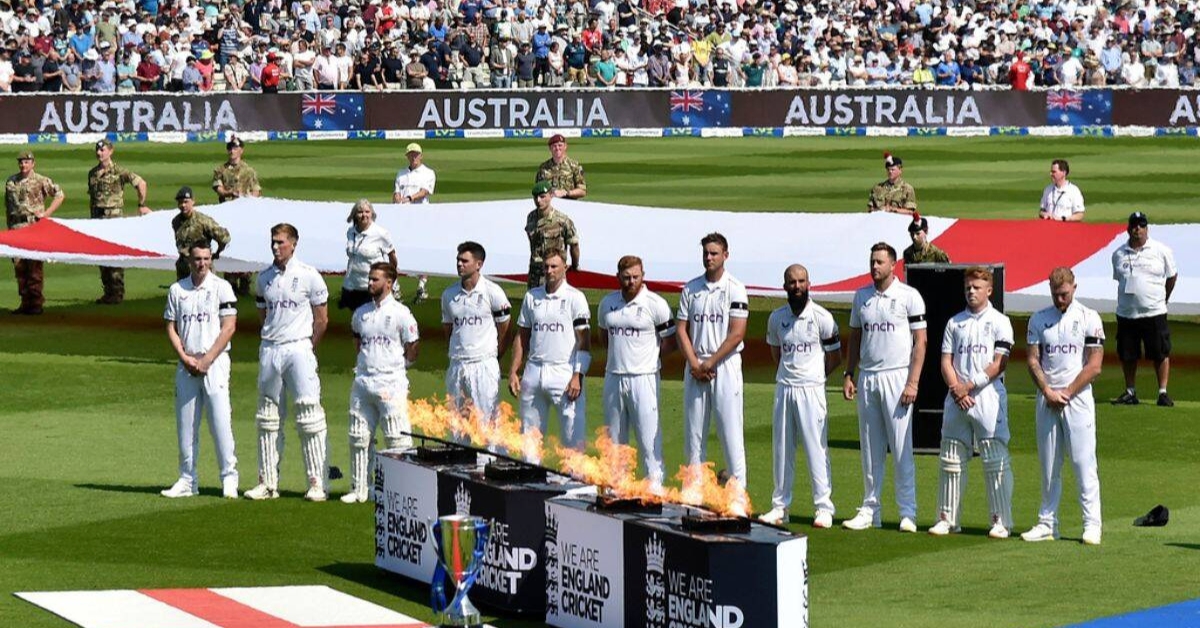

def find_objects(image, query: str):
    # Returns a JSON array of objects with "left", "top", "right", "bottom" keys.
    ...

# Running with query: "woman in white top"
[{"left": 340, "top": 199, "right": 398, "bottom": 311}]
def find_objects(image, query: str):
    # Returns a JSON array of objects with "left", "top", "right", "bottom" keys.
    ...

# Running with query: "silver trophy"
[{"left": 431, "top": 514, "right": 490, "bottom": 628}]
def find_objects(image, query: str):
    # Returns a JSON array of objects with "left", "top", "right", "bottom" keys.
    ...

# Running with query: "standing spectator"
[
  {"left": 10, "top": 51, "right": 37, "bottom": 92},
  {"left": 1038, "top": 159, "right": 1085, "bottom": 222},
  {"left": 546, "top": 41, "right": 565, "bottom": 86},
  {"left": 1111, "top": 212, "right": 1177, "bottom": 407},
  {"left": 532, "top": 22, "right": 551, "bottom": 84},
  {"left": 564, "top": 33, "right": 587, "bottom": 86},
  {"left": 353, "top": 48, "right": 381, "bottom": 90},
  {"left": 87, "top": 139, "right": 149, "bottom": 305},
  {"left": 524, "top": 181, "right": 580, "bottom": 288},
  {"left": 902, "top": 215, "right": 950, "bottom": 265},
  {"left": 116, "top": 48, "right": 137, "bottom": 92},
  {"left": 406, "top": 49, "right": 430, "bottom": 89},
  {"left": 5, "top": 150, "right": 65, "bottom": 315},
  {"left": 94, "top": 43, "right": 118, "bottom": 92},
  {"left": 182, "top": 55, "right": 203, "bottom": 91},
  {"left": 313, "top": 44, "right": 338, "bottom": 88},
  {"left": 137, "top": 46, "right": 163, "bottom": 90},
  {"left": 41, "top": 49, "right": 64, "bottom": 92},
  {"left": 292, "top": 39, "right": 317, "bottom": 89},
  {"left": 935, "top": 49, "right": 961, "bottom": 85},
  {"left": 339, "top": 199, "right": 398, "bottom": 312},
  {"left": 61, "top": 49, "right": 82, "bottom": 92},
  {"left": 593, "top": 47, "right": 617, "bottom": 87},
  {"left": 867, "top": 153, "right": 917, "bottom": 215},
  {"left": 224, "top": 53, "right": 249, "bottom": 90},
  {"left": 196, "top": 50, "right": 216, "bottom": 91},
  {"left": 261, "top": 51, "right": 282, "bottom": 93},
  {"left": 742, "top": 51, "right": 766, "bottom": 86},
  {"left": 515, "top": 41, "right": 536, "bottom": 87},
  {"left": 490, "top": 35, "right": 514, "bottom": 87}
]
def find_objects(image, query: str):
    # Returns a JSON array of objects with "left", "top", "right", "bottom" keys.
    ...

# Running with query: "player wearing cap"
[
  {"left": 902, "top": 214, "right": 950, "bottom": 265},
  {"left": 245, "top": 223, "right": 331, "bottom": 502},
  {"left": 598, "top": 255, "right": 677, "bottom": 490},
  {"left": 509, "top": 249, "right": 591, "bottom": 462},
  {"left": 343, "top": 262, "right": 420, "bottom": 503},
  {"left": 929, "top": 266, "right": 1015, "bottom": 539},
  {"left": 525, "top": 180, "right": 580, "bottom": 289},
  {"left": 535, "top": 134, "right": 586, "bottom": 200},
  {"left": 392, "top": 143, "right": 436, "bottom": 302},
  {"left": 5, "top": 150, "right": 64, "bottom": 315},
  {"left": 842, "top": 242, "right": 927, "bottom": 532},
  {"left": 760, "top": 264, "right": 841, "bottom": 528},
  {"left": 212, "top": 135, "right": 261, "bottom": 295},
  {"left": 1039, "top": 159, "right": 1085, "bottom": 222},
  {"left": 1111, "top": 211, "right": 1177, "bottom": 407},
  {"left": 867, "top": 152, "right": 916, "bottom": 215},
  {"left": 88, "top": 138, "right": 149, "bottom": 304},
  {"left": 169, "top": 186, "right": 230, "bottom": 280},
  {"left": 677, "top": 232, "right": 749, "bottom": 511},
  {"left": 1021, "top": 267, "right": 1104, "bottom": 545},
  {"left": 441, "top": 241, "right": 512, "bottom": 433},
  {"left": 162, "top": 242, "right": 239, "bottom": 499}
]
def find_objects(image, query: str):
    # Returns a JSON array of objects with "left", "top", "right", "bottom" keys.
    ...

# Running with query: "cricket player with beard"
[
  {"left": 343, "top": 262, "right": 420, "bottom": 503},
  {"left": 930, "top": 266, "right": 1015, "bottom": 539},
  {"left": 676, "top": 233, "right": 749, "bottom": 510},
  {"left": 162, "top": 242, "right": 239, "bottom": 499},
  {"left": 760, "top": 264, "right": 841, "bottom": 528},
  {"left": 441, "top": 241, "right": 512, "bottom": 431},
  {"left": 245, "top": 223, "right": 331, "bottom": 502},
  {"left": 842, "top": 242, "right": 927, "bottom": 532},
  {"left": 598, "top": 255, "right": 677, "bottom": 491},
  {"left": 1022, "top": 267, "right": 1104, "bottom": 546},
  {"left": 508, "top": 250, "right": 591, "bottom": 461}
]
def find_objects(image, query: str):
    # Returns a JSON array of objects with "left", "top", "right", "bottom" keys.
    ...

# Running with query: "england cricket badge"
[{"left": 291, "top": 277, "right": 299, "bottom": 292}]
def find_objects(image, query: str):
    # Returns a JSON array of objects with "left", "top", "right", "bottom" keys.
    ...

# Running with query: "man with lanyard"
[{"left": 1039, "top": 159, "right": 1085, "bottom": 222}]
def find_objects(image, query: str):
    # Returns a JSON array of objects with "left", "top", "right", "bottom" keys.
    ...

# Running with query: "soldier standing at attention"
[
  {"left": 170, "top": 186, "right": 230, "bottom": 280},
  {"left": 88, "top": 138, "right": 150, "bottom": 305},
  {"left": 867, "top": 152, "right": 916, "bottom": 216},
  {"left": 902, "top": 214, "right": 950, "bottom": 265},
  {"left": 5, "top": 150, "right": 65, "bottom": 315},
  {"left": 535, "top": 134, "right": 587, "bottom": 200},
  {"left": 525, "top": 181, "right": 580, "bottom": 288},
  {"left": 211, "top": 136, "right": 261, "bottom": 296}
]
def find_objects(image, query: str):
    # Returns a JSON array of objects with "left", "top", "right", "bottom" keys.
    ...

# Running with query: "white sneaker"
[
  {"left": 928, "top": 520, "right": 960, "bottom": 536},
  {"left": 899, "top": 517, "right": 918, "bottom": 533},
  {"left": 222, "top": 477, "right": 238, "bottom": 499},
  {"left": 1020, "top": 523, "right": 1059, "bottom": 542},
  {"left": 988, "top": 523, "right": 1010, "bottom": 539},
  {"left": 813, "top": 511, "right": 834, "bottom": 529},
  {"left": 1082, "top": 526, "right": 1102, "bottom": 546},
  {"left": 340, "top": 491, "right": 367, "bottom": 504},
  {"left": 842, "top": 509, "right": 879, "bottom": 530},
  {"left": 304, "top": 481, "right": 328, "bottom": 502},
  {"left": 160, "top": 479, "right": 197, "bottom": 498},
  {"left": 758, "top": 507, "right": 788, "bottom": 525},
  {"left": 243, "top": 483, "right": 279, "bottom": 500}
]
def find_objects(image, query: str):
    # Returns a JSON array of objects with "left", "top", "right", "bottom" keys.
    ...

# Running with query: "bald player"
[{"left": 760, "top": 264, "right": 841, "bottom": 528}]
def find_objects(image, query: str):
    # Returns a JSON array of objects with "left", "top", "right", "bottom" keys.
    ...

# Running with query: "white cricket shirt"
[
  {"left": 164, "top": 274, "right": 237, "bottom": 356},
  {"left": 767, "top": 301, "right": 841, "bottom": 387},
  {"left": 849, "top": 279, "right": 927, "bottom": 373},
  {"left": 441, "top": 276, "right": 511, "bottom": 361},
  {"left": 598, "top": 287, "right": 675, "bottom": 375},
  {"left": 1039, "top": 181, "right": 1085, "bottom": 220},
  {"left": 942, "top": 304, "right": 1014, "bottom": 389},
  {"left": 343, "top": 222, "right": 396, "bottom": 291},
  {"left": 1111, "top": 237, "right": 1177, "bottom": 319},
  {"left": 517, "top": 282, "right": 590, "bottom": 365},
  {"left": 256, "top": 258, "right": 329, "bottom": 343},
  {"left": 1026, "top": 300, "right": 1105, "bottom": 389},
  {"left": 352, "top": 295, "right": 419, "bottom": 376},
  {"left": 676, "top": 272, "right": 750, "bottom": 357},
  {"left": 393, "top": 164, "right": 436, "bottom": 202}
]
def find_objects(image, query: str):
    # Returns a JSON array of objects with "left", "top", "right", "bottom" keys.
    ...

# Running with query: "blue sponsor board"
[
  {"left": 267, "top": 131, "right": 303, "bottom": 141},
  {"left": 908, "top": 127, "right": 946, "bottom": 136},
  {"left": 583, "top": 128, "right": 618, "bottom": 137},
  {"left": 505, "top": 128, "right": 543, "bottom": 138},
  {"left": 990, "top": 126, "right": 1029, "bottom": 136},
  {"left": 349, "top": 130, "right": 385, "bottom": 140},
  {"left": 826, "top": 127, "right": 866, "bottom": 136},
  {"left": 187, "top": 131, "right": 222, "bottom": 143},
  {"left": 30, "top": 133, "right": 64, "bottom": 144},
  {"left": 743, "top": 127, "right": 783, "bottom": 137},
  {"left": 663, "top": 127, "right": 700, "bottom": 137},
  {"left": 1073, "top": 126, "right": 1112, "bottom": 137},
  {"left": 425, "top": 129, "right": 464, "bottom": 139}
]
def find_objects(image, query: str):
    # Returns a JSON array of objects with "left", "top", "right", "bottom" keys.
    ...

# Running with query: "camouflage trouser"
[
  {"left": 175, "top": 255, "right": 190, "bottom": 280},
  {"left": 526, "top": 261, "right": 545, "bottom": 289},
  {"left": 224, "top": 272, "right": 252, "bottom": 296},
  {"left": 13, "top": 258, "right": 44, "bottom": 309},
  {"left": 93, "top": 207, "right": 124, "bottom": 298}
]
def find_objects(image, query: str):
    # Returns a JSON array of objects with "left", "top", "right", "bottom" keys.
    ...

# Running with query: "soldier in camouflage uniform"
[
  {"left": 525, "top": 180, "right": 580, "bottom": 288},
  {"left": 5, "top": 150, "right": 65, "bottom": 315},
  {"left": 535, "top": 133, "right": 587, "bottom": 200},
  {"left": 88, "top": 139, "right": 149, "bottom": 304},
  {"left": 170, "top": 186, "right": 231, "bottom": 279},
  {"left": 211, "top": 136, "right": 260, "bottom": 296},
  {"left": 902, "top": 215, "right": 950, "bottom": 265},
  {"left": 867, "top": 153, "right": 917, "bottom": 216}
]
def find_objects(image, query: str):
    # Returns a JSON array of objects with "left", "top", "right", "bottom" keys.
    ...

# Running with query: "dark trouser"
[
  {"left": 526, "top": 262, "right": 545, "bottom": 289},
  {"left": 225, "top": 272, "right": 253, "bottom": 295},
  {"left": 338, "top": 288, "right": 372, "bottom": 311},
  {"left": 14, "top": 258, "right": 44, "bottom": 309},
  {"left": 175, "top": 256, "right": 190, "bottom": 280},
  {"left": 100, "top": 266, "right": 124, "bottom": 299}
]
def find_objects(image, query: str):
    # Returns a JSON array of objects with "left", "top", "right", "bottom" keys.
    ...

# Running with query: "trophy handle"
[{"left": 429, "top": 519, "right": 450, "bottom": 613}]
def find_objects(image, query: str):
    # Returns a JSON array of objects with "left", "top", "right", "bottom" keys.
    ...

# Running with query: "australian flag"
[
  {"left": 669, "top": 90, "right": 732, "bottom": 127},
  {"left": 301, "top": 92, "right": 364, "bottom": 131},
  {"left": 1046, "top": 90, "right": 1112, "bottom": 126}
]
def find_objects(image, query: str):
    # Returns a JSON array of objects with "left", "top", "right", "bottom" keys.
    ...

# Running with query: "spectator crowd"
[{"left": 2, "top": 0, "right": 1200, "bottom": 93}]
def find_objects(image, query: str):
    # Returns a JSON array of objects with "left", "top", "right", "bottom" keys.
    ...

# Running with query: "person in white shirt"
[
  {"left": 162, "top": 243, "right": 239, "bottom": 499},
  {"left": 509, "top": 250, "right": 591, "bottom": 462},
  {"left": 842, "top": 242, "right": 927, "bottom": 533},
  {"left": 598, "top": 255, "right": 677, "bottom": 490},
  {"left": 245, "top": 223, "right": 331, "bottom": 502},
  {"left": 340, "top": 199, "right": 398, "bottom": 313},
  {"left": 393, "top": 142, "right": 436, "bottom": 301},
  {"left": 929, "top": 266, "right": 1016, "bottom": 539},
  {"left": 312, "top": 44, "right": 339, "bottom": 88},
  {"left": 676, "top": 233, "right": 749, "bottom": 511},
  {"left": 1111, "top": 211, "right": 1178, "bottom": 407},
  {"left": 760, "top": 264, "right": 841, "bottom": 528},
  {"left": 1039, "top": 159, "right": 1085, "bottom": 222},
  {"left": 1021, "top": 267, "right": 1104, "bottom": 546},
  {"left": 441, "top": 241, "right": 512, "bottom": 434},
  {"left": 291, "top": 38, "right": 317, "bottom": 89},
  {"left": 343, "top": 262, "right": 420, "bottom": 503}
]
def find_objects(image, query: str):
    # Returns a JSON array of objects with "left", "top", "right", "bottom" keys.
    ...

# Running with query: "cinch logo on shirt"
[
  {"left": 957, "top": 343, "right": 990, "bottom": 354},
  {"left": 609, "top": 326, "right": 642, "bottom": 337},
  {"left": 781, "top": 341, "right": 814, "bottom": 354},
  {"left": 180, "top": 312, "right": 212, "bottom": 324},
  {"left": 268, "top": 298, "right": 302, "bottom": 310},
  {"left": 361, "top": 336, "right": 394, "bottom": 348},
  {"left": 454, "top": 315, "right": 485, "bottom": 327},
  {"left": 533, "top": 321, "right": 565, "bottom": 333},
  {"left": 692, "top": 312, "right": 724, "bottom": 324},
  {"left": 1044, "top": 344, "right": 1078, "bottom": 355},
  {"left": 863, "top": 321, "right": 897, "bottom": 333}
]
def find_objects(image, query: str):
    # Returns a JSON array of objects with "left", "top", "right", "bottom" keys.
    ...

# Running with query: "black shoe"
[
  {"left": 95, "top": 295, "right": 123, "bottom": 305},
  {"left": 1157, "top": 392, "right": 1175, "bottom": 407},
  {"left": 1112, "top": 391, "right": 1139, "bottom": 405}
]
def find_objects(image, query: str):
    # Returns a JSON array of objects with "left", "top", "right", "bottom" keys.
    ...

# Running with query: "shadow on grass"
[
  {"left": 1166, "top": 543, "right": 1200, "bottom": 551},
  {"left": 829, "top": 439, "right": 861, "bottom": 451},
  {"left": 75, "top": 483, "right": 307, "bottom": 499}
]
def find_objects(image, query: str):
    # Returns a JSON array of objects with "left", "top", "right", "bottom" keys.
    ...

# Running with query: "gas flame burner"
[
  {"left": 680, "top": 513, "right": 751, "bottom": 534},
  {"left": 484, "top": 460, "right": 548, "bottom": 483},
  {"left": 414, "top": 444, "right": 476, "bottom": 465},
  {"left": 594, "top": 493, "right": 663, "bottom": 514}
]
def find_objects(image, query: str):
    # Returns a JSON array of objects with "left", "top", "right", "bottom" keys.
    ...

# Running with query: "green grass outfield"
[{"left": 1, "top": 136, "right": 1198, "bottom": 628}]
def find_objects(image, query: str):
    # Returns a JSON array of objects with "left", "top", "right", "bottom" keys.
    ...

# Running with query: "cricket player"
[
  {"left": 162, "top": 242, "right": 239, "bottom": 499},
  {"left": 930, "top": 266, "right": 1015, "bottom": 539},
  {"left": 441, "top": 241, "right": 512, "bottom": 431},
  {"left": 842, "top": 242, "right": 926, "bottom": 533},
  {"left": 676, "top": 233, "right": 749, "bottom": 503},
  {"left": 598, "top": 255, "right": 677, "bottom": 491},
  {"left": 1022, "top": 267, "right": 1104, "bottom": 546},
  {"left": 344, "top": 262, "right": 420, "bottom": 503},
  {"left": 245, "top": 223, "right": 331, "bottom": 502},
  {"left": 760, "top": 264, "right": 841, "bottom": 528},
  {"left": 508, "top": 250, "right": 590, "bottom": 461}
]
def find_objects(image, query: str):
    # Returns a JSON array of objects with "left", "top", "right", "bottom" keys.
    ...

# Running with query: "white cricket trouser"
[
  {"left": 941, "top": 383, "right": 1010, "bottom": 445},
  {"left": 604, "top": 372, "right": 664, "bottom": 488},
  {"left": 446, "top": 358, "right": 501, "bottom": 423},
  {"left": 174, "top": 353, "right": 237, "bottom": 485},
  {"left": 771, "top": 384, "right": 834, "bottom": 515},
  {"left": 349, "top": 373, "right": 412, "bottom": 495},
  {"left": 683, "top": 353, "right": 746, "bottom": 486},
  {"left": 256, "top": 339, "right": 326, "bottom": 488},
  {"left": 1035, "top": 389, "right": 1101, "bottom": 529},
  {"left": 520, "top": 361, "right": 586, "bottom": 459},
  {"left": 856, "top": 368, "right": 916, "bottom": 520},
  {"left": 257, "top": 339, "right": 322, "bottom": 404}
]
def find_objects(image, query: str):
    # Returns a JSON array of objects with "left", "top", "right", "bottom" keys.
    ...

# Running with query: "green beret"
[{"left": 532, "top": 180, "right": 552, "bottom": 196}]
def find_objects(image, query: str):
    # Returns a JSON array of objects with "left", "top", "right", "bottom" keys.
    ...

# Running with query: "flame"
[
  {"left": 675, "top": 463, "right": 751, "bottom": 518},
  {"left": 555, "top": 428, "right": 666, "bottom": 503},
  {"left": 407, "top": 396, "right": 542, "bottom": 460}
]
